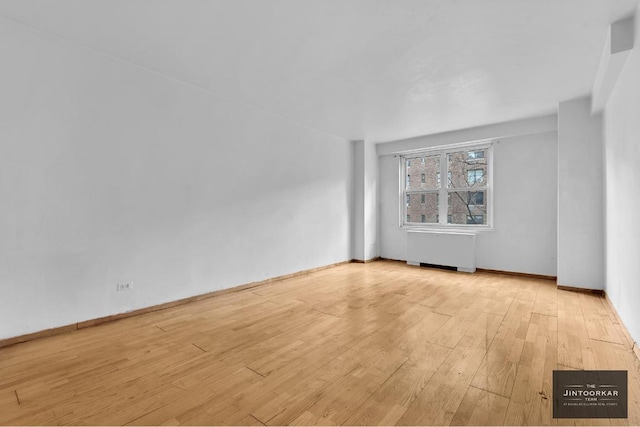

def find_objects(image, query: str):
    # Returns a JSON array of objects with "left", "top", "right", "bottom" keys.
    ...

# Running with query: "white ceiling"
[{"left": 0, "top": 0, "right": 637, "bottom": 142}]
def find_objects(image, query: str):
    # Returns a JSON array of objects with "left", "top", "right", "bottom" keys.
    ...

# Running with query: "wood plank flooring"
[{"left": 1, "top": 260, "right": 639, "bottom": 425}]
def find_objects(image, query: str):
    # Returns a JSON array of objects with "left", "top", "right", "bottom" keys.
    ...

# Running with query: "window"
[
  {"left": 467, "top": 169, "right": 484, "bottom": 185},
  {"left": 401, "top": 143, "right": 491, "bottom": 228},
  {"left": 468, "top": 150, "right": 485, "bottom": 160},
  {"left": 468, "top": 191, "right": 484, "bottom": 206}
]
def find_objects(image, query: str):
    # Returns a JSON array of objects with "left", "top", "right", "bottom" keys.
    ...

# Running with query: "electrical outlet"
[{"left": 116, "top": 282, "right": 133, "bottom": 292}]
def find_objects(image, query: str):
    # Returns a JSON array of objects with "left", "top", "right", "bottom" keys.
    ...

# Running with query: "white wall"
[
  {"left": 0, "top": 19, "right": 352, "bottom": 340},
  {"left": 363, "top": 140, "right": 379, "bottom": 261},
  {"left": 378, "top": 116, "right": 558, "bottom": 276},
  {"left": 351, "top": 140, "right": 379, "bottom": 262},
  {"left": 351, "top": 141, "right": 365, "bottom": 260},
  {"left": 557, "top": 97, "right": 605, "bottom": 290},
  {"left": 603, "top": 8, "right": 640, "bottom": 345}
]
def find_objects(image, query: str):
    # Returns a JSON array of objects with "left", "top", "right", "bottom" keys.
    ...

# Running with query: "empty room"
[{"left": 1, "top": 0, "right": 640, "bottom": 425}]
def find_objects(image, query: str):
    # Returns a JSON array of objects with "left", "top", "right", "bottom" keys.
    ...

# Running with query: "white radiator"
[{"left": 406, "top": 231, "right": 476, "bottom": 273}]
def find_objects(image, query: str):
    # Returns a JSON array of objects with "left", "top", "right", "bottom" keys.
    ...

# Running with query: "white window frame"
[{"left": 398, "top": 140, "right": 494, "bottom": 230}]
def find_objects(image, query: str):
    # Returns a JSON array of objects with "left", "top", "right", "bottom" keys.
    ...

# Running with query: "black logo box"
[{"left": 553, "top": 370, "right": 627, "bottom": 419}]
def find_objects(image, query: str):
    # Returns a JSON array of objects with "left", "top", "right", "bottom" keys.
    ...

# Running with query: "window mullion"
[
  {"left": 406, "top": 190, "right": 439, "bottom": 194},
  {"left": 448, "top": 186, "right": 488, "bottom": 192}
]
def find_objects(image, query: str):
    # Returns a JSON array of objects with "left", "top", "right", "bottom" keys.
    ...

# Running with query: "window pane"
[
  {"left": 405, "top": 155, "right": 440, "bottom": 189},
  {"left": 467, "top": 150, "right": 485, "bottom": 160},
  {"left": 447, "top": 191, "right": 487, "bottom": 225},
  {"left": 406, "top": 193, "right": 439, "bottom": 223},
  {"left": 447, "top": 149, "right": 488, "bottom": 188}
]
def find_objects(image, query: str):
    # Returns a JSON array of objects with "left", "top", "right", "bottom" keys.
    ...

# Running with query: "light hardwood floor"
[{"left": 1, "top": 260, "right": 639, "bottom": 425}]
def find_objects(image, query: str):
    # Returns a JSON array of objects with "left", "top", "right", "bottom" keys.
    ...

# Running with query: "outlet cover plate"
[{"left": 116, "top": 282, "right": 133, "bottom": 292}]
